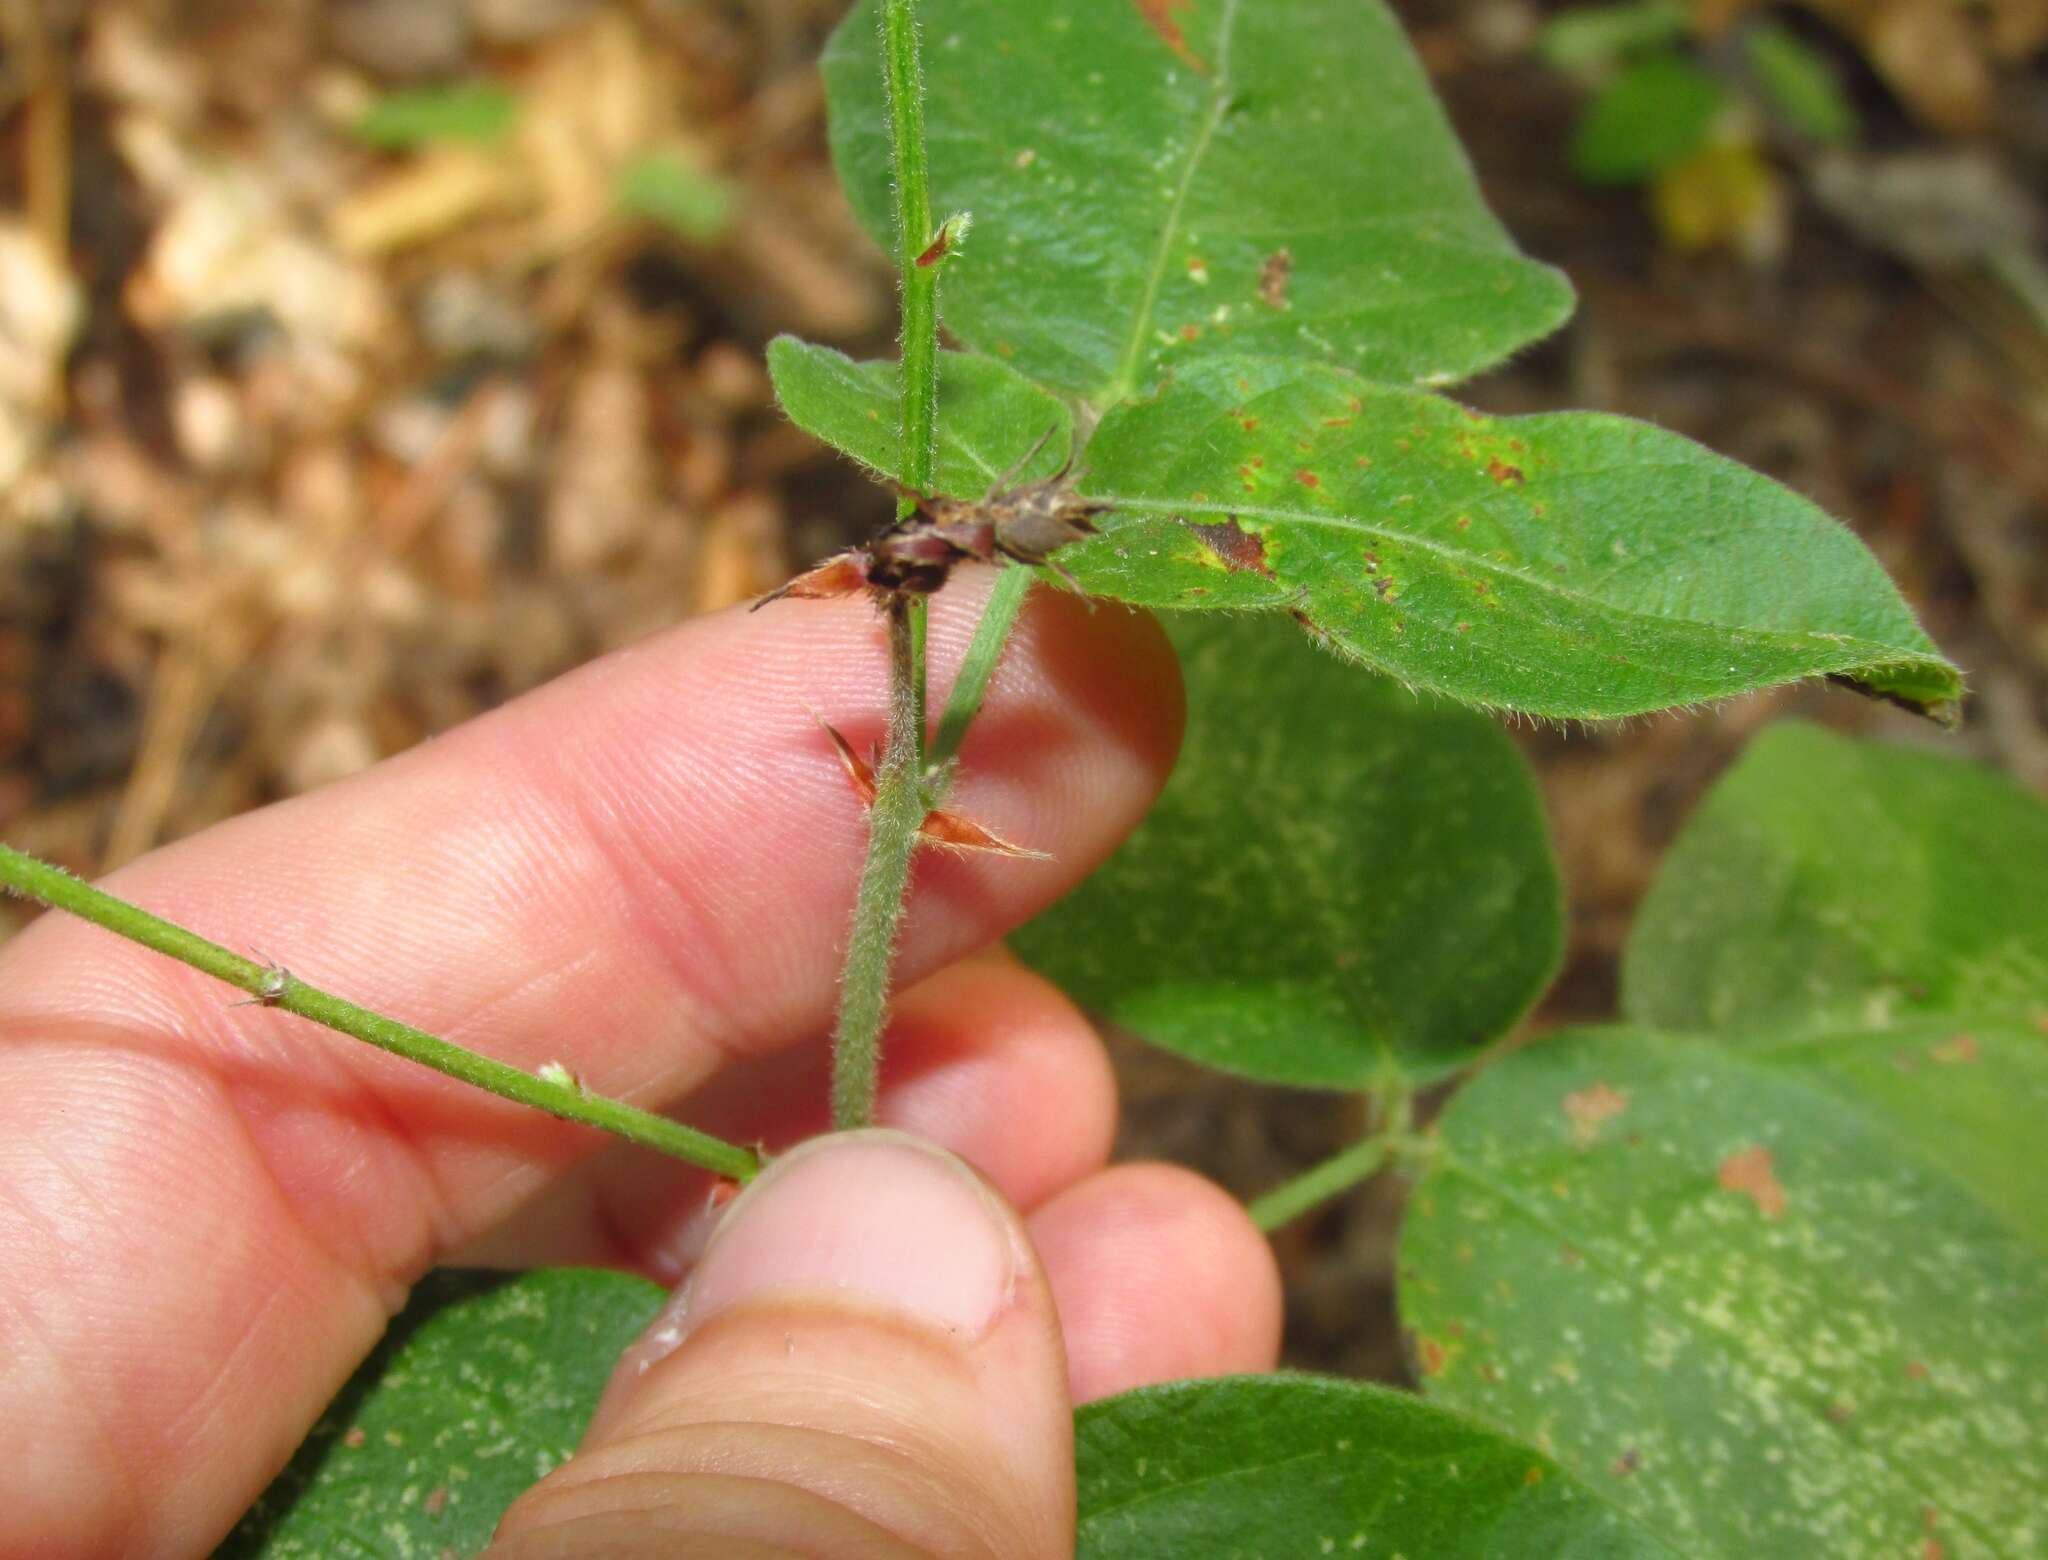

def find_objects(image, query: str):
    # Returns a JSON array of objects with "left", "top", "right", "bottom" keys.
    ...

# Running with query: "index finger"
[{"left": 0, "top": 572, "right": 1181, "bottom": 1558}]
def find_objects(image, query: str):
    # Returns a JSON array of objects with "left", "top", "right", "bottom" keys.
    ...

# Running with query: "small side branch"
[{"left": 0, "top": 845, "right": 760, "bottom": 1183}]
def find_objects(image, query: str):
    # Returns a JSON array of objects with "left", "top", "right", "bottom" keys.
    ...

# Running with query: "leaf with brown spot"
[
  {"left": 1064, "top": 357, "right": 1959, "bottom": 719},
  {"left": 1131, "top": 0, "right": 1208, "bottom": 71},
  {"left": 1183, "top": 517, "right": 1272, "bottom": 576},
  {"left": 1403, "top": 1026, "right": 2048, "bottom": 1557},
  {"left": 823, "top": 0, "right": 1571, "bottom": 398},
  {"left": 1624, "top": 725, "right": 2048, "bottom": 1248},
  {"left": 1563, "top": 1081, "right": 1629, "bottom": 1147},
  {"left": 1259, "top": 247, "right": 1292, "bottom": 309},
  {"left": 1716, "top": 1144, "right": 1787, "bottom": 1218}
]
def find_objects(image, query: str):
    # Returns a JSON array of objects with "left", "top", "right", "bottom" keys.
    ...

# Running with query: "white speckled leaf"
[
  {"left": 1399, "top": 1028, "right": 2048, "bottom": 1559},
  {"left": 1013, "top": 610, "right": 1562, "bottom": 1087},
  {"left": 1624, "top": 723, "right": 2048, "bottom": 1035},
  {"left": 1077, "top": 1376, "right": 1679, "bottom": 1557},
  {"left": 221, "top": 1268, "right": 664, "bottom": 1558},
  {"left": 823, "top": 0, "right": 1572, "bottom": 402},
  {"left": 1621, "top": 722, "right": 2048, "bottom": 1255}
]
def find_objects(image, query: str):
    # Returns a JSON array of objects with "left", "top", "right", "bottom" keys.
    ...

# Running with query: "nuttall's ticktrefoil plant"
[{"left": 5, "top": 1, "right": 2038, "bottom": 1555}]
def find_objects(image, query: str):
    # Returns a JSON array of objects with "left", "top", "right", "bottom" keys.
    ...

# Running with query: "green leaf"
[
  {"left": 1400, "top": 1027, "right": 2048, "bottom": 1559},
  {"left": 822, "top": 0, "right": 1573, "bottom": 402},
  {"left": 1013, "top": 611, "right": 1561, "bottom": 1087},
  {"left": 1621, "top": 724, "right": 2048, "bottom": 1250},
  {"left": 617, "top": 152, "right": 736, "bottom": 241},
  {"left": 1623, "top": 724, "right": 2048, "bottom": 1035},
  {"left": 1744, "top": 24, "right": 1857, "bottom": 145},
  {"left": 1538, "top": 0, "right": 1692, "bottom": 75},
  {"left": 1076, "top": 1376, "right": 1679, "bottom": 1557},
  {"left": 1069, "top": 356, "right": 1959, "bottom": 720},
  {"left": 767, "top": 336, "right": 1073, "bottom": 499},
  {"left": 221, "top": 1268, "right": 664, "bottom": 1558},
  {"left": 353, "top": 82, "right": 520, "bottom": 150},
  {"left": 1571, "top": 55, "right": 1726, "bottom": 185}
]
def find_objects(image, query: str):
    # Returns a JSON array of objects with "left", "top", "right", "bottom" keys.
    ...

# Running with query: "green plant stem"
[
  {"left": 829, "top": 600, "right": 927, "bottom": 1128},
  {"left": 0, "top": 844, "right": 760, "bottom": 1182},
  {"left": 1248, "top": 1133, "right": 1395, "bottom": 1232},
  {"left": 929, "top": 563, "right": 1033, "bottom": 779},
  {"left": 908, "top": 594, "right": 930, "bottom": 763},
  {"left": 824, "top": 0, "right": 943, "bottom": 1127},
  {"left": 880, "top": 0, "right": 937, "bottom": 512}
]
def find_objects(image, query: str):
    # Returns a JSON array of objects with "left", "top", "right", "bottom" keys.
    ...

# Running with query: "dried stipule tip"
[
  {"left": 917, "top": 211, "right": 973, "bottom": 267},
  {"left": 751, "top": 554, "right": 868, "bottom": 610},
  {"left": 813, "top": 713, "right": 1048, "bottom": 860}
]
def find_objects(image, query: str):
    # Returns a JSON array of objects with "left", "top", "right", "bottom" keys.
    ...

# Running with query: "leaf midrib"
[
  {"left": 1104, "top": 495, "right": 1931, "bottom": 663},
  {"left": 1103, "top": 0, "right": 1245, "bottom": 406}
]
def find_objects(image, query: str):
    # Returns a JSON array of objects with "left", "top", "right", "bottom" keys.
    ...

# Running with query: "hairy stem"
[
  {"left": 825, "top": 0, "right": 944, "bottom": 1127},
  {"left": 0, "top": 845, "right": 761, "bottom": 1181},
  {"left": 881, "top": 0, "right": 937, "bottom": 512},
  {"left": 830, "top": 601, "right": 926, "bottom": 1128},
  {"left": 908, "top": 594, "right": 930, "bottom": 765}
]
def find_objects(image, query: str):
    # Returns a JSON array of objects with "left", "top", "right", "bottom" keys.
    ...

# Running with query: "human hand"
[{"left": 0, "top": 575, "right": 1281, "bottom": 1557}]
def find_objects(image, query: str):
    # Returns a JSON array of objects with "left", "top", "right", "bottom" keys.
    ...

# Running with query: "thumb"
[{"left": 488, "top": 1130, "right": 1074, "bottom": 1559}]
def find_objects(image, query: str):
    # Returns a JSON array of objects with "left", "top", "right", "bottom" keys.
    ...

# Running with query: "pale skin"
[{"left": 0, "top": 574, "right": 1282, "bottom": 1558}]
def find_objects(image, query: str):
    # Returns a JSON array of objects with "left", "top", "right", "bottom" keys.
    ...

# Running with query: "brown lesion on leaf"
[
  {"left": 1414, "top": 1333, "right": 1459, "bottom": 1377},
  {"left": 1295, "top": 468, "right": 1320, "bottom": 488},
  {"left": 1131, "top": 0, "right": 1209, "bottom": 71},
  {"left": 1184, "top": 516, "right": 1272, "bottom": 576},
  {"left": 1485, "top": 455, "right": 1525, "bottom": 486},
  {"left": 1259, "top": 247, "right": 1292, "bottom": 309},
  {"left": 1716, "top": 1144, "right": 1787, "bottom": 1218},
  {"left": 1930, "top": 1033, "right": 1980, "bottom": 1064},
  {"left": 1611, "top": 1447, "right": 1642, "bottom": 1477},
  {"left": 1563, "top": 1081, "right": 1629, "bottom": 1148}
]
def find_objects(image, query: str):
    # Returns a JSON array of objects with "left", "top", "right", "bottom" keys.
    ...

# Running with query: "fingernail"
[{"left": 629, "top": 1131, "right": 1020, "bottom": 1377}]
